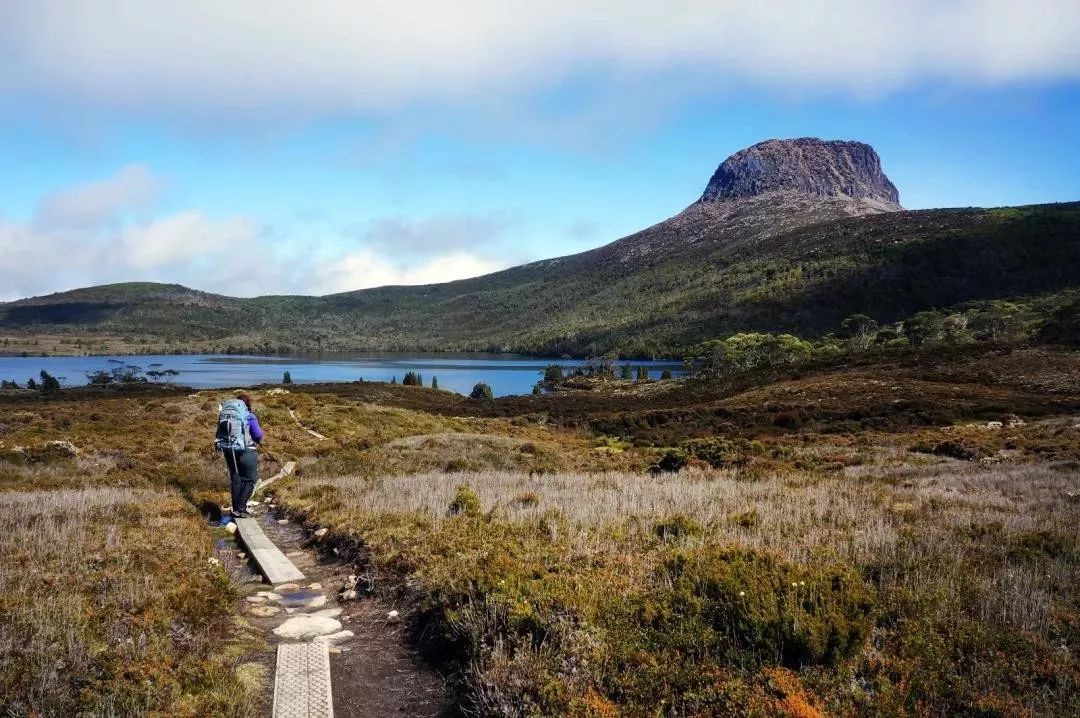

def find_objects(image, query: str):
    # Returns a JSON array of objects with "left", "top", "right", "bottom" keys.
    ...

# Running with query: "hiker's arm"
[{"left": 248, "top": 414, "right": 264, "bottom": 444}]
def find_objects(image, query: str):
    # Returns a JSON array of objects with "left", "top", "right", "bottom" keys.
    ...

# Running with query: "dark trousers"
[{"left": 223, "top": 448, "right": 258, "bottom": 513}]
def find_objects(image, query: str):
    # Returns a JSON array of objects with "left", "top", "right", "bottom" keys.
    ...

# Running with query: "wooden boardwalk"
[
  {"left": 235, "top": 517, "right": 305, "bottom": 585},
  {"left": 273, "top": 642, "right": 334, "bottom": 718},
  {"left": 254, "top": 460, "right": 297, "bottom": 495}
]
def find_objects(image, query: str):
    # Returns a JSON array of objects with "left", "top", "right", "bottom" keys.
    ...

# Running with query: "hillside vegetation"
[{"left": 2, "top": 201, "right": 1078, "bottom": 357}]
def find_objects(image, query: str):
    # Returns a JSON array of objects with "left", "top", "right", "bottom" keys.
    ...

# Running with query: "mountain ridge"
[{"left": 2, "top": 138, "right": 1078, "bottom": 356}]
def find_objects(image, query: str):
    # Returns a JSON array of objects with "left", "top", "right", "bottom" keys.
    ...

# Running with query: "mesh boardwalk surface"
[
  {"left": 235, "top": 517, "right": 305, "bottom": 585},
  {"left": 273, "top": 642, "right": 334, "bottom": 718}
]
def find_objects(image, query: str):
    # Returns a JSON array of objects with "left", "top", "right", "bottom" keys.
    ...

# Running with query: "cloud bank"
[
  {"left": 0, "top": 168, "right": 516, "bottom": 301},
  {"left": 1, "top": 1, "right": 1078, "bottom": 117}
]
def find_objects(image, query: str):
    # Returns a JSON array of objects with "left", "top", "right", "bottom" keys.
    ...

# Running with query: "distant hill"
[{"left": 2, "top": 138, "right": 1078, "bottom": 356}]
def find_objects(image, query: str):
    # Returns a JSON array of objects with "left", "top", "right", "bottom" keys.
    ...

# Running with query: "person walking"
[{"left": 214, "top": 392, "right": 264, "bottom": 518}]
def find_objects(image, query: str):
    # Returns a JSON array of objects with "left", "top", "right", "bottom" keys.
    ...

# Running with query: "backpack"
[{"left": 215, "top": 398, "right": 251, "bottom": 451}]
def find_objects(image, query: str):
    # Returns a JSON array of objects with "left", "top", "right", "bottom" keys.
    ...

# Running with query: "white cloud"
[
  {"left": 0, "top": 169, "right": 518, "bottom": 301},
  {"left": 118, "top": 211, "right": 256, "bottom": 270},
  {"left": 1, "top": 1, "right": 1078, "bottom": 117},
  {"left": 36, "top": 164, "right": 162, "bottom": 228},
  {"left": 313, "top": 250, "right": 508, "bottom": 295}
]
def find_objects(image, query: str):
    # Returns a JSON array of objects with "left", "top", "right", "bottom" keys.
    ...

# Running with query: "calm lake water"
[{"left": 0, "top": 353, "right": 683, "bottom": 397}]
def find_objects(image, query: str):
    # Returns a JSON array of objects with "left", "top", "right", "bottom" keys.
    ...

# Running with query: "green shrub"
[
  {"left": 448, "top": 484, "right": 482, "bottom": 517},
  {"left": 653, "top": 514, "right": 703, "bottom": 540},
  {"left": 644, "top": 547, "right": 875, "bottom": 668},
  {"left": 470, "top": 383, "right": 494, "bottom": 401}
]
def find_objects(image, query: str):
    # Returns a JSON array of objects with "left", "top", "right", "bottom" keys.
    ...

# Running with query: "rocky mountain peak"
[{"left": 700, "top": 138, "right": 901, "bottom": 209}]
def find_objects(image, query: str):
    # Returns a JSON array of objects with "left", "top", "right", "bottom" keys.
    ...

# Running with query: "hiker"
[{"left": 215, "top": 392, "right": 264, "bottom": 519}]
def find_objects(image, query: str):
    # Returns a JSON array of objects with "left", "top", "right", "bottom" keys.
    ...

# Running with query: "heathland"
[{"left": 1, "top": 339, "right": 1078, "bottom": 716}]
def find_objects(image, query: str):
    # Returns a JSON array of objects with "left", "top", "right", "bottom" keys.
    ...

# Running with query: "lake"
[{"left": 0, "top": 353, "right": 683, "bottom": 397}]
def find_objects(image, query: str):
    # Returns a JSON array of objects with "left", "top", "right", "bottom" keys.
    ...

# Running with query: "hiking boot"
[{"left": 232, "top": 509, "right": 253, "bottom": 519}]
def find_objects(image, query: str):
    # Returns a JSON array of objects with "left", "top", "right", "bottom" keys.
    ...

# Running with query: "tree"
[
  {"left": 39, "top": 370, "right": 60, "bottom": 394},
  {"left": 532, "top": 383, "right": 542, "bottom": 395},
  {"left": 431, "top": 376, "right": 439, "bottom": 389},
  {"left": 903, "top": 311, "right": 944, "bottom": 346},
  {"left": 26, "top": 377, "right": 38, "bottom": 390},
  {"left": 469, "top": 382, "right": 494, "bottom": 401},
  {"left": 390, "top": 376, "right": 397, "bottom": 385},
  {"left": 841, "top": 314, "right": 879, "bottom": 350},
  {"left": 283, "top": 370, "right": 293, "bottom": 384},
  {"left": 660, "top": 369, "right": 673, "bottom": 380},
  {"left": 620, "top": 364, "right": 632, "bottom": 380},
  {"left": 541, "top": 364, "right": 563, "bottom": 386},
  {"left": 636, "top": 366, "right": 649, "bottom": 381},
  {"left": 402, "top": 371, "right": 422, "bottom": 386}
]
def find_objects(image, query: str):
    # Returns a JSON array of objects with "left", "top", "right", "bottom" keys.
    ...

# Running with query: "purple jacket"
[{"left": 247, "top": 413, "right": 264, "bottom": 444}]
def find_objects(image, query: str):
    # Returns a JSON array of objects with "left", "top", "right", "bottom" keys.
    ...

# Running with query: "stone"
[
  {"left": 313, "top": 630, "right": 354, "bottom": 645},
  {"left": 245, "top": 595, "right": 267, "bottom": 604},
  {"left": 256, "top": 591, "right": 282, "bottom": 600},
  {"left": 387, "top": 609, "right": 400, "bottom": 622},
  {"left": 986, "top": 421, "right": 1004, "bottom": 429},
  {"left": 248, "top": 605, "right": 281, "bottom": 617},
  {"left": 309, "top": 608, "right": 343, "bottom": 618},
  {"left": 207, "top": 557, "right": 221, "bottom": 566},
  {"left": 340, "top": 589, "right": 358, "bottom": 601},
  {"left": 313, "top": 527, "right": 329, "bottom": 538},
  {"left": 275, "top": 583, "right": 300, "bottom": 592},
  {"left": 272, "top": 614, "right": 343, "bottom": 639},
  {"left": 236, "top": 552, "right": 246, "bottom": 560},
  {"left": 277, "top": 519, "right": 289, "bottom": 525},
  {"left": 308, "top": 582, "right": 322, "bottom": 590},
  {"left": 224, "top": 522, "right": 237, "bottom": 535}
]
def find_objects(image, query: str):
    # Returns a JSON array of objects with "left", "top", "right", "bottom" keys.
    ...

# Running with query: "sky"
[{"left": 1, "top": 1, "right": 1079, "bottom": 301}]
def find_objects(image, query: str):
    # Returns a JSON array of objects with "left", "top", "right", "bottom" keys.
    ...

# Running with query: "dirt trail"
[{"left": 216, "top": 506, "right": 451, "bottom": 717}]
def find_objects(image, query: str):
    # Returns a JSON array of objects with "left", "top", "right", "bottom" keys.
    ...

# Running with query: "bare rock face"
[{"left": 700, "top": 138, "right": 901, "bottom": 210}]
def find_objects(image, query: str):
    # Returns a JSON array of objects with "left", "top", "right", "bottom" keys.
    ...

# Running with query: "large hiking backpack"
[{"left": 215, "top": 398, "right": 251, "bottom": 451}]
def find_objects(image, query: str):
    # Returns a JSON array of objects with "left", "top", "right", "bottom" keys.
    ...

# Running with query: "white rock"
[
  {"left": 387, "top": 609, "right": 400, "bottom": 622},
  {"left": 277, "top": 519, "right": 289, "bottom": 525},
  {"left": 313, "top": 527, "right": 329, "bottom": 538},
  {"left": 986, "top": 421, "right": 1004, "bottom": 429},
  {"left": 224, "top": 523, "right": 237, "bottom": 535},
  {"left": 313, "top": 630, "right": 354, "bottom": 645},
  {"left": 247, "top": 500, "right": 261, "bottom": 507},
  {"left": 308, "top": 582, "right": 322, "bottom": 590},
  {"left": 245, "top": 596, "right": 267, "bottom": 604},
  {"left": 310, "top": 608, "right": 343, "bottom": 618},
  {"left": 256, "top": 591, "right": 282, "bottom": 600},
  {"left": 248, "top": 605, "right": 281, "bottom": 618},
  {"left": 207, "top": 557, "right": 221, "bottom": 566},
  {"left": 272, "top": 614, "right": 343, "bottom": 639},
  {"left": 236, "top": 552, "right": 246, "bottom": 560},
  {"left": 275, "top": 583, "right": 300, "bottom": 592},
  {"left": 340, "top": 589, "right": 358, "bottom": 601}
]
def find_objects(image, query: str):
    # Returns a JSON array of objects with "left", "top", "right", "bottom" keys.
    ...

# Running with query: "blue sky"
[{"left": 1, "top": 1, "right": 1078, "bottom": 300}]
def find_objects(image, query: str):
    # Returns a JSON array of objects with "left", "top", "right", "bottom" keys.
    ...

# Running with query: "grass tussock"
[
  {"left": 279, "top": 457, "right": 1080, "bottom": 716},
  {"left": 0, "top": 488, "right": 261, "bottom": 717}
]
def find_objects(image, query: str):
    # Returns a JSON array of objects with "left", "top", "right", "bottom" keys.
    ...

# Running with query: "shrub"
[
  {"left": 651, "top": 448, "right": 687, "bottom": 473},
  {"left": 660, "top": 369, "right": 673, "bottom": 380},
  {"left": 730, "top": 510, "right": 761, "bottom": 529},
  {"left": 448, "top": 484, "right": 482, "bottom": 517},
  {"left": 431, "top": 376, "right": 439, "bottom": 389},
  {"left": 647, "top": 547, "right": 875, "bottom": 668},
  {"left": 402, "top": 371, "right": 423, "bottom": 386},
  {"left": 653, "top": 514, "right": 703, "bottom": 540},
  {"left": 282, "top": 370, "right": 293, "bottom": 384},
  {"left": 470, "top": 383, "right": 494, "bottom": 401}
]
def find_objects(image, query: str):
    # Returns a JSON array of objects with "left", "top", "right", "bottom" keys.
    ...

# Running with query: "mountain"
[{"left": 2, "top": 138, "right": 1078, "bottom": 356}]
